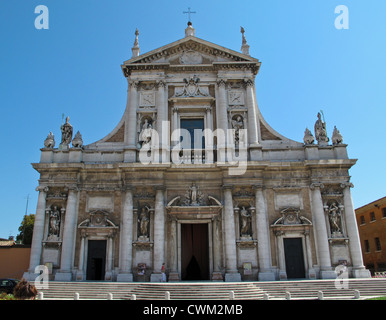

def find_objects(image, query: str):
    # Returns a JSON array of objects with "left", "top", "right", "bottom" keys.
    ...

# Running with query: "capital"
[
  {"left": 122, "top": 185, "right": 135, "bottom": 192},
  {"left": 36, "top": 186, "right": 49, "bottom": 193},
  {"left": 216, "top": 79, "right": 227, "bottom": 88},
  {"left": 156, "top": 80, "right": 166, "bottom": 89},
  {"left": 64, "top": 185, "right": 79, "bottom": 193},
  {"left": 153, "top": 185, "right": 166, "bottom": 191},
  {"left": 129, "top": 80, "right": 140, "bottom": 89},
  {"left": 222, "top": 184, "right": 234, "bottom": 191},
  {"left": 340, "top": 182, "right": 354, "bottom": 189},
  {"left": 243, "top": 78, "right": 254, "bottom": 87},
  {"left": 310, "top": 183, "right": 324, "bottom": 190}
]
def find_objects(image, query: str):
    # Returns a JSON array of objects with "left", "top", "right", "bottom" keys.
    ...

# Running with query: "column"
[
  {"left": 275, "top": 231, "right": 287, "bottom": 280},
  {"left": 105, "top": 232, "right": 114, "bottom": 280},
  {"left": 244, "top": 79, "right": 259, "bottom": 145},
  {"left": 341, "top": 183, "right": 371, "bottom": 278},
  {"left": 254, "top": 186, "right": 275, "bottom": 281},
  {"left": 55, "top": 187, "right": 79, "bottom": 281},
  {"left": 310, "top": 183, "right": 336, "bottom": 279},
  {"left": 124, "top": 80, "right": 139, "bottom": 162},
  {"left": 216, "top": 79, "right": 228, "bottom": 162},
  {"left": 23, "top": 186, "right": 48, "bottom": 281},
  {"left": 151, "top": 186, "right": 166, "bottom": 282},
  {"left": 304, "top": 230, "right": 316, "bottom": 279},
  {"left": 156, "top": 80, "right": 168, "bottom": 162},
  {"left": 211, "top": 216, "right": 223, "bottom": 281},
  {"left": 117, "top": 187, "right": 134, "bottom": 281},
  {"left": 223, "top": 186, "right": 241, "bottom": 281},
  {"left": 76, "top": 231, "right": 86, "bottom": 280},
  {"left": 244, "top": 78, "right": 262, "bottom": 161},
  {"left": 168, "top": 217, "right": 179, "bottom": 281},
  {"left": 205, "top": 107, "right": 214, "bottom": 163}
]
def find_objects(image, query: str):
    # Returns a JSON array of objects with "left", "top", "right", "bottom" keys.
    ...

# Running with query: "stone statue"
[
  {"left": 48, "top": 206, "right": 61, "bottom": 237},
  {"left": 314, "top": 112, "right": 329, "bottom": 145},
  {"left": 332, "top": 126, "right": 343, "bottom": 145},
  {"left": 328, "top": 202, "right": 342, "bottom": 234},
  {"left": 240, "top": 206, "right": 252, "bottom": 236},
  {"left": 232, "top": 116, "right": 244, "bottom": 145},
  {"left": 303, "top": 128, "right": 314, "bottom": 145},
  {"left": 72, "top": 131, "right": 83, "bottom": 148},
  {"left": 139, "top": 119, "right": 153, "bottom": 147},
  {"left": 44, "top": 132, "right": 55, "bottom": 149},
  {"left": 60, "top": 116, "right": 73, "bottom": 149},
  {"left": 138, "top": 206, "right": 150, "bottom": 238},
  {"left": 184, "top": 183, "right": 204, "bottom": 206}
]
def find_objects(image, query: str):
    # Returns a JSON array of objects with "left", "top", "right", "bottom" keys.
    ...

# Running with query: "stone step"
[{"left": 37, "top": 279, "right": 386, "bottom": 300}]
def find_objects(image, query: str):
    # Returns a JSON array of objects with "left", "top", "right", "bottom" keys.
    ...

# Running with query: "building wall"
[
  {"left": 356, "top": 197, "right": 386, "bottom": 274},
  {"left": 0, "top": 246, "right": 31, "bottom": 279}
]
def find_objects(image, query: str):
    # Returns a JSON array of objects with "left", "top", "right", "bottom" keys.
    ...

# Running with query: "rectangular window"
[
  {"left": 382, "top": 208, "right": 386, "bottom": 218},
  {"left": 360, "top": 215, "right": 365, "bottom": 225},
  {"left": 180, "top": 118, "right": 205, "bottom": 149},
  {"left": 375, "top": 238, "right": 382, "bottom": 251},
  {"left": 370, "top": 211, "right": 376, "bottom": 221},
  {"left": 364, "top": 240, "right": 370, "bottom": 253}
]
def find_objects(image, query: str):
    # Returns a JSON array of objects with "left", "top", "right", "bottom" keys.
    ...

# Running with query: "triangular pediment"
[{"left": 122, "top": 36, "right": 260, "bottom": 66}]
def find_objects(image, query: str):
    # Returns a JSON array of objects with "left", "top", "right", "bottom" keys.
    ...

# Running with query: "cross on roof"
[{"left": 183, "top": 7, "right": 196, "bottom": 22}]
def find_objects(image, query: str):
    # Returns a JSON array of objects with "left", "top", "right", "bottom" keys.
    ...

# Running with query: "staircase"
[
  {"left": 124, "top": 282, "right": 266, "bottom": 300},
  {"left": 256, "top": 278, "right": 386, "bottom": 300},
  {"left": 37, "top": 278, "right": 386, "bottom": 300}
]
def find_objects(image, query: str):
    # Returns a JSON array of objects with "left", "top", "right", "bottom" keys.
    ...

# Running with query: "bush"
[{"left": 0, "top": 292, "right": 15, "bottom": 300}]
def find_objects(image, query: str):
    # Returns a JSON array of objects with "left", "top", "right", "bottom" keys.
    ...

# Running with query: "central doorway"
[
  {"left": 86, "top": 240, "right": 107, "bottom": 281},
  {"left": 283, "top": 238, "right": 306, "bottom": 279},
  {"left": 181, "top": 224, "right": 209, "bottom": 280}
]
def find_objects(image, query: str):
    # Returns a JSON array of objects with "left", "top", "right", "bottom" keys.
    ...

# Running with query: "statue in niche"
[
  {"left": 314, "top": 112, "right": 329, "bottom": 145},
  {"left": 59, "top": 116, "right": 73, "bottom": 149},
  {"left": 139, "top": 119, "right": 153, "bottom": 147},
  {"left": 232, "top": 116, "right": 244, "bottom": 145},
  {"left": 48, "top": 206, "right": 61, "bottom": 237},
  {"left": 240, "top": 206, "right": 252, "bottom": 237},
  {"left": 328, "top": 202, "right": 343, "bottom": 234},
  {"left": 138, "top": 206, "right": 150, "bottom": 238}
]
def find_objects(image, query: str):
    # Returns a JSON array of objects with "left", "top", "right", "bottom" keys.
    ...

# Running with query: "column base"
[
  {"left": 320, "top": 269, "right": 337, "bottom": 279},
  {"left": 124, "top": 149, "right": 137, "bottom": 163},
  {"left": 352, "top": 268, "right": 371, "bottom": 279},
  {"left": 117, "top": 273, "right": 133, "bottom": 282},
  {"left": 104, "top": 271, "right": 113, "bottom": 281},
  {"left": 54, "top": 271, "right": 73, "bottom": 281},
  {"left": 150, "top": 273, "right": 163, "bottom": 282},
  {"left": 225, "top": 272, "right": 241, "bottom": 282},
  {"left": 168, "top": 273, "right": 180, "bottom": 282},
  {"left": 279, "top": 270, "right": 287, "bottom": 280},
  {"left": 307, "top": 268, "right": 317, "bottom": 280},
  {"left": 211, "top": 272, "right": 224, "bottom": 281},
  {"left": 249, "top": 144, "right": 263, "bottom": 161},
  {"left": 258, "top": 271, "right": 276, "bottom": 281}
]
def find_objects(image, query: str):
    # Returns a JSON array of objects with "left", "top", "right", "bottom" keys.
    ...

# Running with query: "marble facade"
[{"left": 23, "top": 23, "right": 371, "bottom": 282}]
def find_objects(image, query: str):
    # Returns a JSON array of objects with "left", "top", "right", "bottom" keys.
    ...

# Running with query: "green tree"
[{"left": 16, "top": 214, "right": 35, "bottom": 245}]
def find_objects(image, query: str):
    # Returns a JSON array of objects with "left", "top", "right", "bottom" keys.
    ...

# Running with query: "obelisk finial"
[
  {"left": 131, "top": 28, "right": 140, "bottom": 58},
  {"left": 240, "top": 26, "right": 250, "bottom": 55}
]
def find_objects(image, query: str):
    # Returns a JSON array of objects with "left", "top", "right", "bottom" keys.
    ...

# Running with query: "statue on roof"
[
  {"left": 314, "top": 112, "right": 329, "bottom": 145},
  {"left": 59, "top": 116, "right": 73, "bottom": 149}
]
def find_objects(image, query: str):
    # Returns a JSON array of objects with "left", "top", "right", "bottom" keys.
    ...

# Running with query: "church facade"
[{"left": 24, "top": 23, "right": 371, "bottom": 282}]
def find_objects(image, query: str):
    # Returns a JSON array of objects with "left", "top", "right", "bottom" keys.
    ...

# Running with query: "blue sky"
[{"left": 0, "top": 0, "right": 385, "bottom": 238}]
